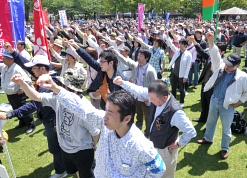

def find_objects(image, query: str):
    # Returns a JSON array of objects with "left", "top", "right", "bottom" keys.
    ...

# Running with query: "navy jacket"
[
  {"left": 8, "top": 51, "right": 57, "bottom": 123},
  {"left": 194, "top": 44, "right": 212, "bottom": 84},
  {"left": 76, "top": 48, "right": 123, "bottom": 109}
]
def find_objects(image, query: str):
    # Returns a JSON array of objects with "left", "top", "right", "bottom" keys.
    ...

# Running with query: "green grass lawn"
[{"left": 0, "top": 50, "right": 247, "bottom": 178}]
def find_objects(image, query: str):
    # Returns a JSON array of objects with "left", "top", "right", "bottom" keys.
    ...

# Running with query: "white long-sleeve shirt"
[
  {"left": 121, "top": 81, "right": 197, "bottom": 147},
  {"left": 55, "top": 89, "right": 165, "bottom": 178},
  {"left": 167, "top": 37, "right": 192, "bottom": 79},
  {"left": 204, "top": 44, "right": 247, "bottom": 108}
]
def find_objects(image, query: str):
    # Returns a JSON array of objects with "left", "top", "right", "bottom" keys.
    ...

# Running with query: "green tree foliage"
[
  {"left": 220, "top": 0, "right": 247, "bottom": 10},
  {"left": 24, "top": 0, "right": 247, "bottom": 21}
]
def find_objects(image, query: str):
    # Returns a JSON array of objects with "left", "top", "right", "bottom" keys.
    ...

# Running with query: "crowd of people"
[{"left": 0, "top": 16, "right": 247, "bottom": 178}]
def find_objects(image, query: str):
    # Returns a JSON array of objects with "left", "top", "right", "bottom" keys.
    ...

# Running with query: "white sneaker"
[
  {"left": 180, "top": 103, "right": 184, "bottom": 108},
  {"left": 185, "top": 91, "right": 188, "bottom": 95},
  {"left": 49, "top": 171, "right": 67, "bottom": 178}
]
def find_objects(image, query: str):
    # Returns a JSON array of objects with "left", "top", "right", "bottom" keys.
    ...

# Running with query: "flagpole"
[{"left": 214, "top": 0, "right": 219, "bottom": 43}]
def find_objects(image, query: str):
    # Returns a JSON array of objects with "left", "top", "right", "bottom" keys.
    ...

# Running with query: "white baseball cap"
[{"left": 24, "top": 55, "right": 50, "bottom": 67}]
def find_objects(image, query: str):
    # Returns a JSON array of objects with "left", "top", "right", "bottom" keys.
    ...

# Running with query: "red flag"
[
  {"left": 42, "top": 10, "right": 50, "bottom": 27},
  {"left": 33, "top": 0, "right": 51, "bottom": 60},
  {"left": 0, "top": 1, "right": 14, "bottom": 60}
]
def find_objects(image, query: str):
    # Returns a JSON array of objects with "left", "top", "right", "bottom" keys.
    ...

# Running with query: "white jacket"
[
  {"left": 204, "top": 44, "right": 247, "bottom": 109},
  {"left": 167, "top": 38, "right": 191, "bottom": 79}
]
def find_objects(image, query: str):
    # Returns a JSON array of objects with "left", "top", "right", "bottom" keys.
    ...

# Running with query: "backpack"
[{"left": 231, "top": 111, "right": 246, "bottom": 134}]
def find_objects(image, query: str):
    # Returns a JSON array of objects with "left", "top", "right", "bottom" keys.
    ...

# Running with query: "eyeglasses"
[
  {"left": 32, "top": 66, "right": 40, "bottom": 70},
  {"left": 99, "top": 60, "right": 108, "bottom": 64}
]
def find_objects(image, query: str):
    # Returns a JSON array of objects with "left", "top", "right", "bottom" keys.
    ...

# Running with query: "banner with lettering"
[
  {"left": 33, "top": 0, "right": 51, "bottom": 60},
  {"left": 9, "top": 0, "right": 25, "bottom": 45},
  {"left": 58, "top": 10, "right": 68, "bottom": 26},
  {"left": 0, "top": 0, "right": 25, "bottom": 59}
]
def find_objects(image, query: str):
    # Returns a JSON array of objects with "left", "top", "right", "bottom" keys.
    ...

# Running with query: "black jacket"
[
  {"left": 194, "top": 44, "right": 212, "bottom": 84},
  {"left": 76, "top": 48, "right": 123, "bottom": 109}
]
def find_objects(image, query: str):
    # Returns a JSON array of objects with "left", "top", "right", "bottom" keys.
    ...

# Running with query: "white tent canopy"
[{"left": 219, "top": 7, "right": 247, "bottom": 15}]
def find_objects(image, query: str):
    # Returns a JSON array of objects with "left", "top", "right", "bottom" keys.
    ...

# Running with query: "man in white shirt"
[
  {"left": 16, "top": 40, "right": 31, "bottom": 61},
  {"left": 0, "top": 51, "right": 35, "bottom": 134}
]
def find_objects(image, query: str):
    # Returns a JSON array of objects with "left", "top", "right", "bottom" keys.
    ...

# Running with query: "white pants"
[{"left": 156, "top": 147, "right": 178, "bottom": 178}]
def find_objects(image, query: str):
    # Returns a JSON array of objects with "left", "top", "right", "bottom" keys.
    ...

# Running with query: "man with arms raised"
[{"left": 10, "top": 74, "right": 166, "bottom": 178}]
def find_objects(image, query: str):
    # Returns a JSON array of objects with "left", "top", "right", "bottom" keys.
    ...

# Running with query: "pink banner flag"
[
  {"left": 33, "top": 0, "right": 51, "bottom": 60},
  {"left": 138, "top": 4, "right": 145, "bottom": 33},
  {"left": 198, "top": 13, "right": 202, "bottom": 23}
]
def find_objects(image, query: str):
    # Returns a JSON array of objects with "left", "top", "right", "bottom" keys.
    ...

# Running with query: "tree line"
[{"left": 24, "top": 0, "right": 247, "bottom": 21}]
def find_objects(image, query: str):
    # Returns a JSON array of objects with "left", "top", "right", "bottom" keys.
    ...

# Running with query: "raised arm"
[
  {"left": 131, "top": 34, "right": 147, "bottom": 47},
  {"left": 11, "top": 74, "right": 41, "bottom": 102},
  {"left": 4, "top": 42, "right": 35, "bottom": 77},
  {"left": 165, "top": 31, "right": 179, "bottom": 53},
  {"left": 49, "top": 45, "right": 66, "bottom": 63},
  {"left": 36, "top": 74, "right": 105, "bottom": 130},
  {"left": 206, "top": 32, "right": 222, "bottom": 72},
  {"left": 113, "top": 76, "right": 150, "bottom": 101},
  {"left": 69, "top": 40, "right": 101, "bottom": 71},
  {"left": 114, "top": 49, "right": 136, "bottom": 70},
  {"left": 191, "top": 36, "right": 209, "bottom": 60}
]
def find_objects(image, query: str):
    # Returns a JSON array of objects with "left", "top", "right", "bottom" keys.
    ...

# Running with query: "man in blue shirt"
[{"left": 197, "top": 32, "right": 247, "bottom": 160}]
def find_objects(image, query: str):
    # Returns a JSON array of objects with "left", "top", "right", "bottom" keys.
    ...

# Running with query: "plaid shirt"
[{"left": 146, "top": 45, "right": 165, "bottom": 72}]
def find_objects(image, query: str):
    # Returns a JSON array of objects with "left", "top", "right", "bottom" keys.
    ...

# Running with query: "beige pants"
[
  {"left": 232, "top": 46, "right": 242, "bottom": 56},
  {"left": 156, "top": 147, "right": 178, "bottom": 178},
  {"left": 243, "top": 44, "right": 246, "bottom": 56}
]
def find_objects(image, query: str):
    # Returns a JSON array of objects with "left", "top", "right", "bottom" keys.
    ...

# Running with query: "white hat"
[
  {"left": 24, "top": 55, "right": 50, "bottom": 67},
  {"left": 115, "top": 36, "right": 123, "bottom": 42}
]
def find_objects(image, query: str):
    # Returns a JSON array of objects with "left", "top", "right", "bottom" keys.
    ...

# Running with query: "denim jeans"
[
  {"left": 188, "top": 61, "right": 199, "bottom": 86},
  {"left": 43, "top": 119, "right": 66, "bottom": 174},
  {"left": 204, "top": 96, "right": 234, "bottom": 151}
]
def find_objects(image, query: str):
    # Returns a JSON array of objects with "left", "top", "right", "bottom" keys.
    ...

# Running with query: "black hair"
[
  {"left": 138, "top": 47, "right": 151, "bottom": 62},
  {"left": 17, "top": 40, "right": 26, "bottom": 48},
  {"left": 99, "top": 49, "right": 118, "bottom": 70},
  {"left": 68, "top": 30, "right": 76, "bottom": 35},
  {"left": 186, "top": 32, "right": 194, "bottom": 38},
  {"left": 216, "top": 42, "right": 227, "bottom": 52},
  {"left": 102, "top": 27, "right": 107, "bottom": 32},
  {"left": 133, "top": 40, "right": 141, "bottom": 48},
  {"left": 66, "top": 53, "right": 75, "bottom": 60},
  {"left": 35, "top": 64, "right": 50, "bottom": 71},
  {"left": 179, "top": 39, "right": 188, "bottom": 46},
  {"left": 153, "top": 38, "right": 164, "bottom": 47},
  {"left": 148, "top": 80, "right": 170, "bottom": 97},
  {"left": 107, "top": 90, "right": 135, "bottom": 127}
]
